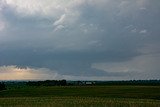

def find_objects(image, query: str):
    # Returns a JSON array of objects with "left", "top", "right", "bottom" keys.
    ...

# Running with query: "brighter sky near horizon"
[{"left": 0, "top": 0, "right": 160, "bottom": 80}]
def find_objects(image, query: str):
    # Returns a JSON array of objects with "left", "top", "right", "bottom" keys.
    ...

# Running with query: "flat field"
[{"left": 0, "top": 86, "right": 160, "bottom": 107}]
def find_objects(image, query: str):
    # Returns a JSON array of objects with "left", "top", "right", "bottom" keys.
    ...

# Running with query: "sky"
[{"left": 0, "top": 0, "right": 160, "bottom": 80}]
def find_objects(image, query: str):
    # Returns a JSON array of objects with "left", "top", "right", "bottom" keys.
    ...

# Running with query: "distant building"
[
  {"left": 85, "top": 82, "right": 92, "bottom": 85},
  {"left": 85, "top": 81, "right": 95, "bottom": 85}
]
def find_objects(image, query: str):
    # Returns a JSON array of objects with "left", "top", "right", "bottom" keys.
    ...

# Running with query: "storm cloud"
[{"left": 0, "top": 0, "right": 160, "bottom": 80}]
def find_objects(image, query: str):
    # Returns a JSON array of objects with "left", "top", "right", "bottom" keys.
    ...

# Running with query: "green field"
[{"left": 0, "top": 86, "right": 160, "bottom": 107}]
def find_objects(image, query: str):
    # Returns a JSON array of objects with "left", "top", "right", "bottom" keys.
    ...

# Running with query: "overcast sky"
[{"left": 0, "top": 0, "right": 160, "bottom": 80}]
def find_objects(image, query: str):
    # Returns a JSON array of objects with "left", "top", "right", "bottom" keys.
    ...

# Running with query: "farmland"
[{"left": 0, "top": 85, "right": 160, "bottom": 107}]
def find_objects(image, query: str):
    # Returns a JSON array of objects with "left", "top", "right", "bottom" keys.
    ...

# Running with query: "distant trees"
[
  {"left": 26, "top": 80, "right": 67, "bottom": 86},
  {"left": 92, "top": 80, "right": 160, "bottom": 86},
  {"left": 25, "top": 79, "right": 160, "bottom": 86},
  {"left": 0, "top": 82, "right": 6, "bottom": 91}
]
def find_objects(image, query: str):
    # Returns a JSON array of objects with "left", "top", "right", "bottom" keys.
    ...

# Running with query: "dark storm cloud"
[
  {"left": 0, "top": 0, "right": 160, "bottom": 79},
  {"left": 0, "top": 47, "right": 140, "bottom": 76}
]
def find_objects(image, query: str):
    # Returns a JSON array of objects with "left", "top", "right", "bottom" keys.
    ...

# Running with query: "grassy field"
[{"left": 0, "top": 86, "right": 160, "bottom": 107}]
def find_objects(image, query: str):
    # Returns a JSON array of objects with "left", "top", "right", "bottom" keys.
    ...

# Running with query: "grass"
[
  {"left": 0, "top": 86, "right": 160, "bottom": 107},
  {"left": 0, "top": 97, "right": 160, "bottom": 107}
]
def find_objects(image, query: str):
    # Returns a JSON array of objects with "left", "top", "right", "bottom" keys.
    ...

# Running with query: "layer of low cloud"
[
  {"left": 0, "top": 0, "right": 160, "bottom": 80},
  {"left": 92, "top": 54, "right": 160, "bottom": 80}
]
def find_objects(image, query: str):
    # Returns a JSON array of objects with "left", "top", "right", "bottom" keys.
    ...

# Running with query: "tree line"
[
  {"left": 1, "top": 80, "right": 160, "bottom": 89},
  {"left": 0, "top": 82, "right": 6, "bottom": 91},
  {"left": 26, "top": 80, "right": 67, "bottom": 86},
  {"left": 67, "top": 80, "right": 160, "bottom": 86},
  {"left": 94, "top": 80, "right": 160, "bottom": 86}
]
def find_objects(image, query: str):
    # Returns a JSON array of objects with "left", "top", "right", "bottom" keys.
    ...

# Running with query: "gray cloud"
[{"left": 0, "top": 0, "right": 160, "bottom": 80}]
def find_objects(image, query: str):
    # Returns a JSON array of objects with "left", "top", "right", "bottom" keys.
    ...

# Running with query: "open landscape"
[
  {"left": 0, "top": 0, "right": 160, "bottom": 107},
  {"left": 0, "top": 81, "right": 160, "bottom": 107}
]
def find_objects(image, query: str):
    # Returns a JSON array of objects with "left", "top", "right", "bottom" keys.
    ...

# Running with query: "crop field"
[{"left": 0, "top": 86, "right": 160, "bottom": 107}]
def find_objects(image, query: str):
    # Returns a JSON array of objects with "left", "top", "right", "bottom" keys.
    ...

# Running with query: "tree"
[
  {"left": 0, "top": 82, "right": 6, "bottom": 91},
  {"left": 60, "top": 80, "right": 67, "bottom": 86}
]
